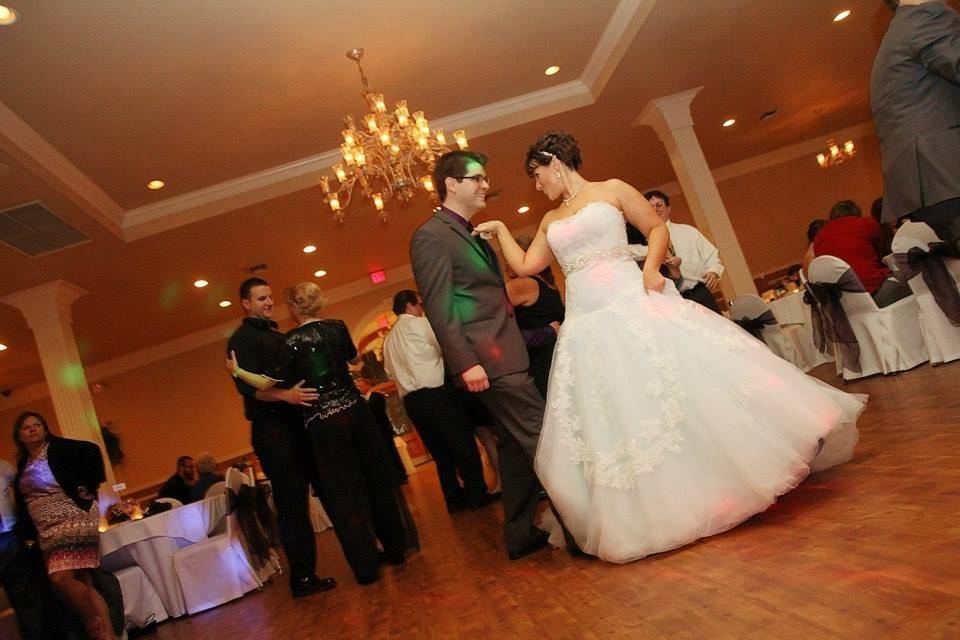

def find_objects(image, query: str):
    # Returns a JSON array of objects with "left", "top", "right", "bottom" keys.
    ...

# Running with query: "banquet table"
[
  {"left": 767, "top": 290, "right": 810, "bottom": 326},
  {"left": 100, "top": 495, "right": 227, "bottom": 618}
]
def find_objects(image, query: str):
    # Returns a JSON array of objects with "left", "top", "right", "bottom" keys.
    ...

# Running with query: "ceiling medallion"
[{"left": 321, "top": 47, "right": 468, "bottom": 222}]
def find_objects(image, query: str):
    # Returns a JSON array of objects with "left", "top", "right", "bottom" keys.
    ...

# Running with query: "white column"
[
  {"left": 635, "top": 87, "right": 757, "bottom": 298},
  {"left": 2, "top": 281, "right": 116, "bottom": 490}
]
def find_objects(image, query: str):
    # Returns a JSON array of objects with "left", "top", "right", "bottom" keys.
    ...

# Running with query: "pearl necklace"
[{"left": 562, "top": 184, "right": 584, "bottom": 206}]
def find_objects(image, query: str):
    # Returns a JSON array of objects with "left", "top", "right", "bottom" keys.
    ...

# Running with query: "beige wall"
[
  {"left": 666, "top": 133, "right": 884, "bottom": 279},
  {"left": 0, "top": 138, "right": 883, "bottom": 486}
]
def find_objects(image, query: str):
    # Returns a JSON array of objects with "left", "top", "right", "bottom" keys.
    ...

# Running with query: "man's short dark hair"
[
  {"left": 807, "top": 219, "right": 828, "bottom": 243},
  {"left": 239, "top": 277, "right": 269, "bottom": 300},
  {"left": 883, "top": 0, "right": 899, "bottom": 10},
  {"left": 433, "top": 151, "right": 488, "bottom": 202},
  {"left": 176, "top": 455, "right": 194, "bottom": 468},
  {"left": 829, "top": 200, "right": 862, "bottom": 220},
  {"left": 870, "top": 197, "right": 884, "bottom": 223},
  {"left": 644, "top": 190, "right": 670, "bottom": 206},
  {"left": 392, "top": 289, "right": 420, "bottom": 315}
]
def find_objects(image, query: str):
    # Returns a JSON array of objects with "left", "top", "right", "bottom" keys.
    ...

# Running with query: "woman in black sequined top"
[{"left": 227, "top": 282, "right": 417, "bottom": 585}]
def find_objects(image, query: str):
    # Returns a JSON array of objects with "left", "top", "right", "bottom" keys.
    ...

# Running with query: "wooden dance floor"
[{"left": 6, "top": 362, "right": 959, "bottom": 639}]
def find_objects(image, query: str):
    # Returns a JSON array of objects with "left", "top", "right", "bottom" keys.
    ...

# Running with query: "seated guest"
[
  {"left": 801, "top": 219, "right": 827, "bottom": 277},
  {"left": 812, "top": 199, "right": 912, "bottom": 307},
  {"left": 191, "top": 452, "right": 225, "bottom": 500},
  {"left": 158, "top": 456, "right": 199, "bottom": 505},
  {"left": 12, "top": 412, "right": 115, "bottom": 640}
]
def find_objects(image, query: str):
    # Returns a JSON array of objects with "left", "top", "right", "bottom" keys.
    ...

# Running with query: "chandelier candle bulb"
[
  {"left": 342, "top": 129, "right": 356, "bottom": 146},
  {"left": 364, "top": 114, "right": 379, "bottom": 133},
  {"left": 379, "top": 131, "right": 391, "bottom": 146},
  {"left": 334, "top": 165, "right": 347, "bottom": 182},
  {"left": 435, "top": 129, "right": 447, "bottom": 145},
  {"left": 329, "top": 194, "right": 341, "bottom": 211},
  {"left": 319, "top": 176, "right": 331, "bottom": 194},
  {"left": 421, "top": 175, "right": 434, "bottom": 191},
  {"left": 373, "top": 193, "right": 385, "bottom": 211},
  {"left": 454, "top": 130, "right": 468, "bottom": 150}
]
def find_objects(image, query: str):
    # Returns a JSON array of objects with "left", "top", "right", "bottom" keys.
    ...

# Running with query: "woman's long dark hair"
[{"left": 13, "top": 411, "right": 58, "bottom": 464}]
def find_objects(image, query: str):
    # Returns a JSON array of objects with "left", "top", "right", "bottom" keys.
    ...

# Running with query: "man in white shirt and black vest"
[
  {"left": 630, "top": 190, "right": 724, "bottom": 313},
  {"left": 383, "top": 289, "right": 498, "bottom": 513}
]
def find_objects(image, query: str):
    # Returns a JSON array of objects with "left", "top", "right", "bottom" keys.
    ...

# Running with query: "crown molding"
[
  {"left": 582, "top": 0, "right": 658, "bottom": 97},
  {"left": 0, "top": 101, "right": 125, "bottom": 237}
]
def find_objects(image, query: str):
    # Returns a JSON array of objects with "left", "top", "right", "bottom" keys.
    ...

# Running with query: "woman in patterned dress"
[{"left": 13, "top": 411, "right": 114, "bottom": 639}]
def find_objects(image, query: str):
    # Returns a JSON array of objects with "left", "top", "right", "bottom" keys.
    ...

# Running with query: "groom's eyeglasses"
[{"left": 455, "top": 175, "right": 490, "bottom": 186}]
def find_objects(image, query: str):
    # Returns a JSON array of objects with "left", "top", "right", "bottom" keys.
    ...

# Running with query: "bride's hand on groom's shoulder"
[{"left": 472, "top": 220, "right": 503, "bottom": 240}]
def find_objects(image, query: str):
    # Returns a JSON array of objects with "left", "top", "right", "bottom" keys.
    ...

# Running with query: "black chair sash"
[
  {"left": 891, "top": 243, "right": 960, "bottom": 326},
  {"left": 733, "top": 309, "right": 778, "bottom": 341},
  {"left": 803, "top": 268, "right": 866, "bottom": 372},
  {"left": 228, "top": 484, "right": 276, "bottom": 569}
]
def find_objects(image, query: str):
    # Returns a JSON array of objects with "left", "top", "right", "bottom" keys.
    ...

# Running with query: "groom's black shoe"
[{"left": 508, "top": 531, "right": 550, "bottom": 561}]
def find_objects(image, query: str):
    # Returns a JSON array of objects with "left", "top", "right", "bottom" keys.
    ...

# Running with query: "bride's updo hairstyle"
[
  {"left": 525, "top": 131, "right": 582, "bottom": 177},
  {"left": 285, "top": 281, "right": 327, "bottom": 319}
]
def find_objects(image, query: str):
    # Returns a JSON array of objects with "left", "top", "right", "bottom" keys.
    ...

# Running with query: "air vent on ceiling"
[{"left": 0, "top": 201, "right": 89, "bottom": 256}]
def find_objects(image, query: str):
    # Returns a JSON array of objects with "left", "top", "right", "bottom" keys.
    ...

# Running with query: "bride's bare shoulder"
[{"left": 539, "top": 208, "right": 561, "bottom": 229}]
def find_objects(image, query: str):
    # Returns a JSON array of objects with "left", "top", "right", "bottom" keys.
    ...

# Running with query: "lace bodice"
[{"left": 546, "top": 201, "right": 632, "bottom": 276}]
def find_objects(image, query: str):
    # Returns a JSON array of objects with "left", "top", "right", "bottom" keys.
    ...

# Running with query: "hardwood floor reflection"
[{"left": 6, "top": 361, "right": 955, "bottom": 639}]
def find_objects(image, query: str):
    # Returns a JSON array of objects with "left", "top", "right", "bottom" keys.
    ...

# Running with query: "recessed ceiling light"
[
  {"left": 544, "top": 65, "right": 560, "bottom": 76},
  {"left": 0, "top": 6, "right": 18, "bottom": 26},
  {"left": 147, "top": 179, "right": 165, "bottom": 190},
  {"left": 0, "top": 343, "right": 7, "bottom": 351},
  {"left": 833, "top": 9, "right": 851, "bottom": 22},
  {"left": 303, "top": 245, "right": 317, "bottom": 254},
  {"left": 193, "top": 279, "right": 208, "bottom": 288},
  {"left": 517, "top": 205, "right": 530, "bottom": 214},
  {"left": 314, "top": 270, "right": 327, "bottom": 278},
  {"left": 218, "top": 300, "right": 232, "bottom": 308},
  {"left": 722, "top": 118, "right": 736, "bottom": 127}
]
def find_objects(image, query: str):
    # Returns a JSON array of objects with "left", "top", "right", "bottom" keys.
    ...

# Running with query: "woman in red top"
[{"left": 811, "top": 200, "right": 912, "bottom": 307}]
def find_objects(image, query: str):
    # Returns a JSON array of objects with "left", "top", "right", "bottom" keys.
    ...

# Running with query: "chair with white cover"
[
  {"left": 807, "top": 255, "right": 927, "bottom": 381},
  {"left": 111, "top": 565, "right": 169, "bottom": 631},
  {"left": 729, "top": 294, "right": 808, "bottom": 370},
  {"left": 204, "top": 481, "right": 226, "bottom": 499},
  {"left": 171, "top": 468, "right": 261, "bottom": 615},
  {"left": 890, "top": 221, "right": 960, "bottom": 365}
]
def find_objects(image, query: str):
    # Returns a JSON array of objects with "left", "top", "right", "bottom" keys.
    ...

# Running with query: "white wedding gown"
[{"left": 536, "top": 201, "right": 864, "bottom": 563}]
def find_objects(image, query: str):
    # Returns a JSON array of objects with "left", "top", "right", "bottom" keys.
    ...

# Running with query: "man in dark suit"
[
  {"left": 410, "top": 151, "right": 557, "bottom": 560},
  {"left": 871, "top": 0, "right": 960, "bottom": 253}
]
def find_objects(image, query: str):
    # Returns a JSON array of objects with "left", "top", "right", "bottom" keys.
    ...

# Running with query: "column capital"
[
  {"left": 634, "top": 86, "right": 703, "bottom": 136},
  {"left": 1, "top": 280, "right": 88, "bottom": 328}
]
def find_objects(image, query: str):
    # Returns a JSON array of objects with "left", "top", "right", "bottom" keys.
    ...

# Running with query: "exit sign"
[{"left": 369, "top": 269, "right": 387, "bottom": 284}]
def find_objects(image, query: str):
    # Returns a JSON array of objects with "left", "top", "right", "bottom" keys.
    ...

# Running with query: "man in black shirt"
[
  {"left": 157, "top": 455, "right": 199, "bottom": 504},
  {"left": 227, "top": 277, "right": 336, "bottom": 598}
]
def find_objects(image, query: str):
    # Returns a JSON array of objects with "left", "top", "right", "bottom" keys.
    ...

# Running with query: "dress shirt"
[
  {"left": 629, "top": 221, "right": 724, "bottom": 292},
  {"left": 383, "top": 314, "right": 446, "bottom": 397},
  {"left": 227, "top": 317, "right": 298, "bottom": 422},
  {"left": 0, "top": 460, "right": 16, "bottom": 534}
]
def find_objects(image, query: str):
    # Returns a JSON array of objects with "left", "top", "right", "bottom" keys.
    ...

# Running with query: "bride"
[{"left": 473, "top": 131, "right": 864, "bottom": 564}]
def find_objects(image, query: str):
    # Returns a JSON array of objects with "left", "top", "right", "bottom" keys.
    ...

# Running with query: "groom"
[{"left": 410, "top": 150, "right": 558, "bottom": 560}]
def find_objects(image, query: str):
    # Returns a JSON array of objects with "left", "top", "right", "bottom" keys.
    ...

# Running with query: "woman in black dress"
[
  {"left": 505, "top": 235, "right": 566, "bottom": 398},
  {"left": 228, "top": 282, "right": 416, "bottom": 585}
]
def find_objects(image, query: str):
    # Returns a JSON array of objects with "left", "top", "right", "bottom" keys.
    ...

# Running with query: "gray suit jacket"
[
  {"left": 870, "top": 1, "right": 960, "bottom": 223},
  {"left": 410, "top": 210, "right": 529, "bottom": 380}
]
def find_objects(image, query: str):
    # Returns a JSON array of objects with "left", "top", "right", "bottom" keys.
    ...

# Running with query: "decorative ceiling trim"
[
  {"left": 582, "top": 0, "right": 658, "bottom": 97},
  {"left": 0, "top": 101, "right": 125, "bottom": 237}
]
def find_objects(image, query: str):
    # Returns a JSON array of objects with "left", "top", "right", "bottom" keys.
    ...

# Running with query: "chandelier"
[
  {"left": 320, "top": 48, "right": 469, "bottom": 222},
  {"left": 816, "top": 138, "right": 856, "bottom": 169}
]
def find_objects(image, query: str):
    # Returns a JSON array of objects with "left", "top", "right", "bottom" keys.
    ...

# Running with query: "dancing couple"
[{"left": 411, "top": 132, "right": 864, "bottom": 563}]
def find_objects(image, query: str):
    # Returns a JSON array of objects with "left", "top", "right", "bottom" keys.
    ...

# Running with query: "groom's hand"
[{"left": 461, "top": 364, "right": 490, "bottom": 393}]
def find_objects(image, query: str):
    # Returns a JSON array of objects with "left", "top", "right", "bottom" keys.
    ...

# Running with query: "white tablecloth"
[{"left": 100, "top": 495, "right": 227, "bottom": 618}]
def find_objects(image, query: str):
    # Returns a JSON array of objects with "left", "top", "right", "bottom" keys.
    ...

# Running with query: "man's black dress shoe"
[
  {"left": 291, "top": 575, "right": 337, "bottom": 598},
  {"left": 507, "top": 531, "right": 550, "bottom": 560},
  {"left": 378, "top": 550, "right": 407, "bottom": 566},
  {"left": 468, "top": 491, "right": 502, "bottom": 510}
]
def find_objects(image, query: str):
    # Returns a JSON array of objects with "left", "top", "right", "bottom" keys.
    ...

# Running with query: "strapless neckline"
[{"left": 546, "top": 200, "right": 619, "bottom": 231}]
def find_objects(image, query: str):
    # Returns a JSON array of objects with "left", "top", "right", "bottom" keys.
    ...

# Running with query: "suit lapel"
[{"left": 436, "top": 213, "right": 501, "bottom": 277}]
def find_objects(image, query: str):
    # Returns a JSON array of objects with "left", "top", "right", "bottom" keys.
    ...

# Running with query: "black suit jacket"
[
  {"left": 870, "top": 1, "right": 960, "bottom": 222},
  {"left": 15, "top": 437, "right": 106, "bottom": 539},
  {"left": 410, "top": 211, "right": 529, "bottom": 380}
]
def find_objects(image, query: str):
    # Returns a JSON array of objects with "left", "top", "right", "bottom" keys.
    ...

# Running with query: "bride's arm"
[
  {"left": 608, "top": 179, "right": 669, "bottom": 293},
  {"left": 473, "top": 217, "right": 555, "bottom": 277}
]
